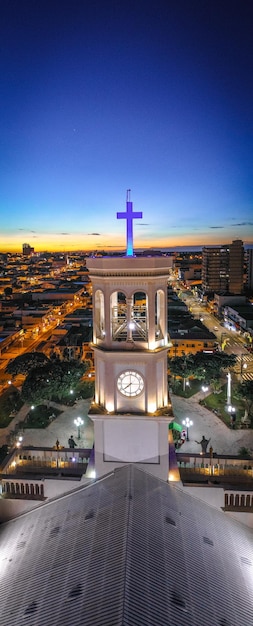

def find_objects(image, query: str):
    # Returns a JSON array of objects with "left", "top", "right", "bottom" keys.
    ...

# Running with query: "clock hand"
[{"left": 123, "top": 382, "right": 132, "bottom": 390}]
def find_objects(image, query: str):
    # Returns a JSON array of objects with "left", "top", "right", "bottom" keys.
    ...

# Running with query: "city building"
[
  {"left": 202, "top": 239, "right": 244, "bottom": 295},
  {"left": 168, "top": 322, "right": 217, "bottom": 357},
  {"left": 213, "top": 293, "right": 246, "bottom": 317},
  {"left": 224, "top": 302, "right": 253, "bottom": 334},
  {"left": 246, "top": 248, "right": 253, "bottom": 291},
  {"left": 22, "top": 243, "right": 34, "bottom": 256}
]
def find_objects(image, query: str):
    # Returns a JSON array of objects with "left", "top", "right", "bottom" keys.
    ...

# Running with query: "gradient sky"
[{"left": 0, "top": 0, "right": 253, "bottom": 253}]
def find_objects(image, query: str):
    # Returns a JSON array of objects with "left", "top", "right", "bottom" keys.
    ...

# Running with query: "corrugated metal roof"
[{"left": 0, "top": 465, "right": 252, "bottom": 626}]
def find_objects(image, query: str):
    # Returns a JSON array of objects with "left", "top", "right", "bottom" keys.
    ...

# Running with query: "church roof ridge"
[{"left": 1, "top": 465, "right": 253, "bottom": 625}]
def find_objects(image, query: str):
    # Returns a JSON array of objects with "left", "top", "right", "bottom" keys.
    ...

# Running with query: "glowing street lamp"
[
  {"left": 240, "top": 355, "right": 247, "bottom": 382},
  {"left": 16, "top": 435, "right": 23, "bottom": 448},
  {"left": 228, "top": 405, "right": 236, "bottom": 429},
  {"left": 74, "top": 416, "right": 84, "bottom": 439},
  {"left": 182, "top": 417, "right": 193, "bottom": 441},
  {"left": 201, "top": 384, "right": 209, "bottom": 399}
]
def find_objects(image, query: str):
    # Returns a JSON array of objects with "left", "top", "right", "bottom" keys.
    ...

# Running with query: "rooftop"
[{"left": 0, "top": 465, "right": 252, "bottom": 626}]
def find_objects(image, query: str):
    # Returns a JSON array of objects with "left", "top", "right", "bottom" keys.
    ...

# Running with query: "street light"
[
  {"left": 182, "top": 417, "right": 193, "bottom": 441},
  {"left": 74, "top": 416, "right": 84, "bottom": 439},
  {"left": 240, "top": 354, "right": 247, "bottom": 381},
  {"left": 228, "top": 405, "right": 236, "bottom": 429},
  {"left": 16, "top": 435, "right": 23, "bottom": 448},
  {"left": 201, "top": 384, "right": 209, "bottom": 400}
]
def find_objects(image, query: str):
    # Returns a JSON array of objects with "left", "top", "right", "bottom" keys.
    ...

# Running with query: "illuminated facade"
[
  {"left": 88, "top": 256, "right": 173, "bottom": 479},
  {"left": 87, "top": 198, "right": 173, "bottom": 479}
]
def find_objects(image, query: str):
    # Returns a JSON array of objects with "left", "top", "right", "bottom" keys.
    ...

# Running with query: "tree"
[
  {"left": 21, "top": 361, "right": 88, "bottom": 406},
  {"left": 169, "top": 354, "right": 195, "bottom": 391},
  {"left": 238, "top": 446, "right": 251, "bottom": 459},
  {"left": 210, "top": 378, "right": 222, "bottom": 394},
  {"left": 55, "top": 361, "right": 88, "bottom": 400},
  {"left": 234, "top": 381, "right": 253, "bottom": 426},
  {"left": 192, "top": 352, "right": 237, "bottom": 383},
  {"left": 0, "top": 445, "right": 8, "bottom": 464},
  {"left": 6, "top": 352, "right": 50, "bottom": 376},
  {"left": 76, "top": 380, "right": 95, "bottom": 399}
]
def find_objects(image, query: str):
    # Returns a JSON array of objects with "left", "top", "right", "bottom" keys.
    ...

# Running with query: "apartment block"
[{"left": 202, "top": 239, "right": 244, "bottom": 295}]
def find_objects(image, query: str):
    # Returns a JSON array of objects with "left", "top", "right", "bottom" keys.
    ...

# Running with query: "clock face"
[{"left": 117, "top": 370, "right": 144, "bottom": 397}]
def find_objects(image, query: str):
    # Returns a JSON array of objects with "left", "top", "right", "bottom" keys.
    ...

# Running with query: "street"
[{"left": 172, "top": 280, "right": 253, "bottom": 380}]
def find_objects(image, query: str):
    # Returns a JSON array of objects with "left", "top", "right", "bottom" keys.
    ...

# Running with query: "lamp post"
[
  {"left": 201, "top": 384, "right": 209, "bottom": 399},
  {"left": 226, "top": 372, "right": 232, "bottom": 406},
  {"left": 227, "top": 405, "right": 236, "bottom": 429},
  {"left": 74, "top": 416, "right": 83, "bottom": 439},
  {"left": 182, "top": 417, "right": 193, "bottom": 441},
  {"left": 16, "top": 435, "right": 23, "bottom": 448},
  {"left": 240, "top": 354, "right": 247, "bottom": 382}
]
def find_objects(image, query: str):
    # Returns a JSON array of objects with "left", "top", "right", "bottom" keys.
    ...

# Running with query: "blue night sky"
[{"left": 0, "top": 0, "right": 253, "bottom": 252}]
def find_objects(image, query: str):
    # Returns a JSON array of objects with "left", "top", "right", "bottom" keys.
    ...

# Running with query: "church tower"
[{"left": 87, "top": 193, "right": 173, "bottom": 480}]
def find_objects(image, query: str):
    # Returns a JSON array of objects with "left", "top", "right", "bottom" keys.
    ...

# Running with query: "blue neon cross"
[{"left": 117, "top": 194, "right": 142, "bottom": 256}]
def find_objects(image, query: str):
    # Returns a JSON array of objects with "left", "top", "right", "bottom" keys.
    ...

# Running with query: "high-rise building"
[
  {"left": 246, "top": 248, "right": 253, "bottom": 291},
  {"left": 202, "top": 239, "right": 244, "bottom": 295},
  {"left": 22, "top": 243, "right": 34, "bottom": 256}
]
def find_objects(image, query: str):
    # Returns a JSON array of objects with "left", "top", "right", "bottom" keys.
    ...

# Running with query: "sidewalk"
[
  {"left": 1, "top": 391, "right": 252, "bottom": 458},
  {"left": 170, "top": 392, "right": 253, "bottom": 456},
  {"left": 0, "top": 399, "right": 94, "bottom": 450}
]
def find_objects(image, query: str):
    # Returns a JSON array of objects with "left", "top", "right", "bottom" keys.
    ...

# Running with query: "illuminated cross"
[{"left": 117, "top": 190, "right": 143, "bottom": 256}]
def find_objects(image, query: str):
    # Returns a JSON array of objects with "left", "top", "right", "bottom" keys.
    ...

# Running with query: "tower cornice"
[{"left": 87, "top": 256, "right": 171, "bottom": 278}]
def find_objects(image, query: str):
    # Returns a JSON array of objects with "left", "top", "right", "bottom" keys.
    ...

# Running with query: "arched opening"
[
  {"left": 131, "top": 292, "right": 147, "bottom": 341},
  {"left": 155, "top": 289, "right": 165, "bottom": 341},
  {"left": 94, "top": 289, "right": 105, "bottom": 340},
  {"left": 111, "top": 291, "right": 127, "bottom": 340},
  {"left": 111, "top": 291, "right": 148, "bottom": 342}
]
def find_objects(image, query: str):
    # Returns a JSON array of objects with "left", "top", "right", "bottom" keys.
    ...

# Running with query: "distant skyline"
[{"left": 1, "top": 0, "right": 253, "bottom": 253}]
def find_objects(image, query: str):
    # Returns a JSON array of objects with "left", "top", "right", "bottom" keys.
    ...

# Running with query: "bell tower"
[{"left": 87, "top": 193, "right": 173, "bottom": 480}]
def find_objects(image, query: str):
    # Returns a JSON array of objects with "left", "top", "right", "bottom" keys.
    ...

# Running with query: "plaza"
[{"left": 5, "top": 390, "right": 252, "bottom": 459}]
